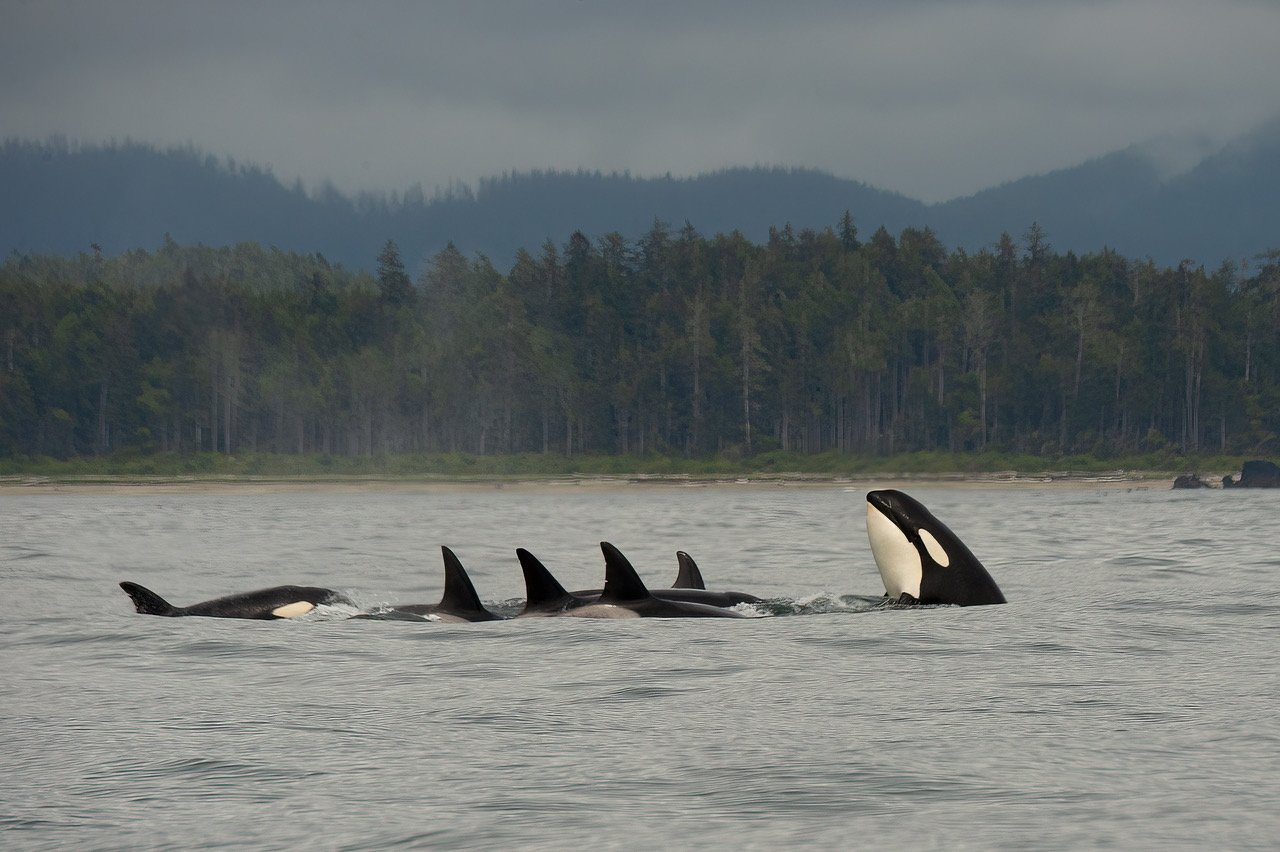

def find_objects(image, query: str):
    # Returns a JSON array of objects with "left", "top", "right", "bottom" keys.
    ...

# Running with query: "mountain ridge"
[{"left": 3, "top": 119, "right": 1277, "bottom": 272}]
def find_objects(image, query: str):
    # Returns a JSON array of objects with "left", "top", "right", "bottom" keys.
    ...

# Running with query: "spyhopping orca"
[
  {"left": 386, "top": 546, "right": 503, "bottom": 622},
  {"left": 119, "top": 582, "right": 351, "bottom": 619},
  {"left": 516, "top": 548, "right": 762, "bottom": 616},
  {"left": 563, "top": 542, "right": 751, "bottom": 619},
  {"left": 865, "top": 489, "right": 1006, "bottom": 606}
]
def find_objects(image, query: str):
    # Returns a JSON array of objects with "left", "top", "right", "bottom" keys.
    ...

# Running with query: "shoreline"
[{"left": 0, "top": 470, "right": 1196, "bottom": 495}]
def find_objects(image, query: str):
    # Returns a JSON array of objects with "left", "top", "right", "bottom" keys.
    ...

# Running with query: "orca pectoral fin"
[
  {"left": 119, "top": 581, "right": 178, "bottom": 616},
  {"left": 875, "top": 591, "right": 922, "bottom": 609}
]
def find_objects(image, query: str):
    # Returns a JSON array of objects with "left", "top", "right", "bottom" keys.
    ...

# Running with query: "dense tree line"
[{"left": 2, "top": 220, "right": 1278, "bottom": 461}]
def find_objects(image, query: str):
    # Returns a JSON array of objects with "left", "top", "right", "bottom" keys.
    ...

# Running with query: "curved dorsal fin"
[
  {"left": 438, "top": 546, "right": 493, "bottom": 617},
  {"left": 673, "top": 551, "right": 707, "bottom": 590},
  {"left": 119, "top": 581, "right": 177, "bottom": 616},
  {"left": 599, "top": 542, "right": 652, "bottom": 603},
  {"left": 517, "top": 548, "right": 572, "bottom": 607}
]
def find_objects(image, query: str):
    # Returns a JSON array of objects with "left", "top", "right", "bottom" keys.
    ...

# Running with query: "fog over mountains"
[{"left": 3, "top": 116, "right": 1277, "bottom": 273}]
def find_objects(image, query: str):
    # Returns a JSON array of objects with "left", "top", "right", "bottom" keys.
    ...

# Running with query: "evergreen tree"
[
  {"left": 376, "top": 240, "right": 415, "bottom": 306},
  {"left": 3, "top": 220, "right": 1279, "bottom": 463}
]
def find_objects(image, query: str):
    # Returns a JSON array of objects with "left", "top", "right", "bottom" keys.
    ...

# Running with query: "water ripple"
[{"left": 5, "top": 485, "right": 1279, "bottom": 849}]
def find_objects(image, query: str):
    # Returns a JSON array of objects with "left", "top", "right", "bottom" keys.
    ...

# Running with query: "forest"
[{"left": 2, "top": 217, "right": 1278, "bottom": 468}]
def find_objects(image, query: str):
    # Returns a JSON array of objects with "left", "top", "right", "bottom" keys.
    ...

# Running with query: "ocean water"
[{"left": 3, "top": 482, "right": 1278, "bottom": 850}]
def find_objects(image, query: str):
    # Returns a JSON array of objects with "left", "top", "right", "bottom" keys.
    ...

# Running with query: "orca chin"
[
  {"left": 865, "top": 489, "right": 1006, "bottom": 607},
  {"left": 119, "top": 582, "right": 351, "bottom": 619}
]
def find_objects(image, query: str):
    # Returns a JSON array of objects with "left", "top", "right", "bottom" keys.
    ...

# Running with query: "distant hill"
[
  {"left": 0, "top": 139, "right": 928, "bottom": 273},
  {"left": 3, "top": 119, "right": 1278, "bottom": 272},
  {"left": 0, "top": 138, "right": 372, "bottom": 266},
  {"left": 932, "top": 116, "right": 1280, "bottom": 265},
  {"left": 929, "top": 147, "right": 1166, "bottom": 255}
]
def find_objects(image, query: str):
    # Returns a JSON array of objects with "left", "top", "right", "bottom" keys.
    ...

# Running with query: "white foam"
[{"left": 730, "top": 603, "right": 770, "bottom": 618}]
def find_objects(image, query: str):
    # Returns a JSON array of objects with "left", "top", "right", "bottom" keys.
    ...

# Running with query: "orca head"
[{"left": 865, "top": 489, "right": 1006, "bottom": 606}]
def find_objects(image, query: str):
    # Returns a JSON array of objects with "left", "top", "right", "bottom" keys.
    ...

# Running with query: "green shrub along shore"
[{"left": 0, "top": 450, "right": 1247, "bottom": 483}]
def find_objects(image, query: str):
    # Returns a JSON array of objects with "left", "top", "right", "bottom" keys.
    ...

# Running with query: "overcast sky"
[{"left": 4, "top": 0, "right": 1278, "bottom": 203}]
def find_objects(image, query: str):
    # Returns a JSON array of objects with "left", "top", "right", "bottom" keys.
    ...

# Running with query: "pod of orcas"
[{"left": 118, "top": 489, "right": 1006, "bottom": 621}]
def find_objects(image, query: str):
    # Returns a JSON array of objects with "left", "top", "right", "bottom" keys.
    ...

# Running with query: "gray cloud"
[{"left": 3, "top": 0, "right": 1278, "bottom": 202}]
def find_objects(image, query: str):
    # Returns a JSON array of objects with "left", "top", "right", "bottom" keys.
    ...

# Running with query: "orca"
[
  {"left": 865, "top": 489, "right": 1006, "bottom": 607},
  {"left": 673, "top": 551, "right": 706, "bottom": 589},
  {"left": 385, "top": 546, "right": 503, "bottom": 622},
  {"left": 119, "top": 582, "right": 351, "bottom": 620},
  {"left": 658, "top": 552, "right": 764, "bottom": 606},
  {"left": 516, "top": 548, "right": 763, "bottom": 615},
  {"left": 564, "top": 550, "right": 711, "bottom": 596},
  {"left": 516, "top": 547, "right": 591, "bottom": 616},
  {"left": 562, "top": 542, "right": 752, "bottom": 619}
]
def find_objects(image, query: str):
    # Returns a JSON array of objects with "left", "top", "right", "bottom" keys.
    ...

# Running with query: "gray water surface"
[{"left": 3, "top": 484, "right": 1278, "bottom": 849}]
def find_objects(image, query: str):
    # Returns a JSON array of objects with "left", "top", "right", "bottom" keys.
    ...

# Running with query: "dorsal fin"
[
  {"left": 438, "top": 546, "right": 493, "bottom": 618},
  {"left": 599, "top": 542, "right": 652, "bottom": 603},
  {"left": 119, "top": 581, "right": 177, "bottom": 616},
  {"left": 517, "top": 548, "right": 574, "bottom": 607},
  {"left": 673, "top": 551, "right": 707, "bottom": 590}
]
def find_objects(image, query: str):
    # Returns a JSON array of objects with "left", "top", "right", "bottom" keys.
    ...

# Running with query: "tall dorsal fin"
[
  {"left": 517, "top": 548, "right": 572, "bottom": 607},
  {"left": 673, "top": 551, "right": 707, "bottom": 590},
  {"left": 599, "top": 542, "right": 652, "bottom": 603},
  {"left": 119, "top": 581, "right": 177, "bottom": 616},
  {"left": 438, "top": 546, "right": 493, "bottom": 618}
]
